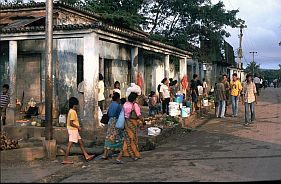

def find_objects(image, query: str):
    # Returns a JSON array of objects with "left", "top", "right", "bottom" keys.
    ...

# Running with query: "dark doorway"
[
  {"left": 104, "top": 59, "right": 113, "bottom": 87},
  {"left": 77, "top": 55, "right": 83, "bottom": 86}
]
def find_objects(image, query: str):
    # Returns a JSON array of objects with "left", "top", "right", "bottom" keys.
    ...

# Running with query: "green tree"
[
  {"left": 245, "top": 61, "right": 261, "bottom": 76},
  {"left": 82, "top": 0, "right": 146, "bottom": 28},
  {"left": 141, "top": 0, "right": 244, "bottom": 49}
]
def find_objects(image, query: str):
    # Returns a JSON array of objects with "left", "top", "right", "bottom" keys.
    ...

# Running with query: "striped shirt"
[
  {"left": 242, "top": 82, "right": 256, "bottom": 103},
  {"left": 0, "top": 92, "right": 10, "bottom": 108}
]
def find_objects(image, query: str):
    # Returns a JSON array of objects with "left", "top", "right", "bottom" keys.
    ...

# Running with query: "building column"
[
  {"left": 131, "top": 46, "right": 138, "bottom": 83},
  {"left": 138, "top": 49, "right": 145, "bottom": 94},
  {"left": 6, "top": 41, "right": 17, "bottom": 125},
  {"left": 179, "top": 57, "right": 187, "bottom": 94},
  {"left": 164, "top": 54, "right": 170, "bottom": 78},
  {"left": 195, "top": 60, "right": 199, "bottom": 76},
  {"left": 83, "top": 33, "right": 100, "bottom": 130}
]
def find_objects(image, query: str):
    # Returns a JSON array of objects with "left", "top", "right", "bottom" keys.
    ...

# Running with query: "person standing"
[
  {"left": 203, "top": 78, "right": 208, "bottom": 97},
  {"left": 98, "top": 73, "right": 105, "bottom": 111},
  {"left": 0, "top": 84, "right": 10, "bottom": 126},
  {"left": 102, "top": 92, "right": 125, "bottom": 164},
  {"left": 242, "top": 74, "right": 257, "bottom": 126},
  {"left": 214, "top": 77, "right": 226, "bottom": 118},
  {"left": 159, "top": 78, "right": 171, "bottom": 115},
  {"left": 197, "top": 81, "right": 204, "bottom": 112},
  {"left": 230, "top": 73, "right": 242, "bottom": 117},
  {"left": 253, "top": 75, "right": 261, "bottom": 96},
  {"left": 122, "top": 92, "right": 143, "bottom": 160},
  {"left": 190, "top": 74, "right": 199, "bottom": 114},
  {"left": 222, "top": 74, "right": 230, "bottom": 115}
]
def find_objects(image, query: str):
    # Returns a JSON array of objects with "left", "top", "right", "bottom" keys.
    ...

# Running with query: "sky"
[{"left": 213, "top": 0, "right": 281, "bottom": 70}]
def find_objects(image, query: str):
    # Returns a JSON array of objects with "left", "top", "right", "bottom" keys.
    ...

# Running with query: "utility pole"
[
  {"left": 43, "top": 0, "right": 56, "bottom": 160},
  {"left": 249, "top": 51, "right": 257, "bottom": 75},
  {"left": 238, "top": 25, "right": 246, "bottom": 69}
]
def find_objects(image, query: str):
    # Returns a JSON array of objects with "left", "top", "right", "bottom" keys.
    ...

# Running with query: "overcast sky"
[{"left": 213, "top": 0, "right": 281, "bottom": 69}]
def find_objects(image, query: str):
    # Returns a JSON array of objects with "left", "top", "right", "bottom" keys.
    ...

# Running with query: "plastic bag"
[
  {"left": 116, "top": 109, "right": 125, "bottom": 129},
  {"left": 148, "top": 127, "right": 161, "bottom": 136},
  {"left": 98, "top": 107, "right": 105, "bottom": 127}
]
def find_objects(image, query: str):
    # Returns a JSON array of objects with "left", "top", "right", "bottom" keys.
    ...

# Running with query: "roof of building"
[
  {"left": 0, "top": 1, "right": 149, "bottom": 37},
  {"left": 0, "top": 1, "right": 192, "bottom": 56}
]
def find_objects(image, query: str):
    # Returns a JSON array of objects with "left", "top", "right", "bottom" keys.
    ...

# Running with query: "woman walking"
[
  {"left": 102, "top": 92, "right": 125, "bottom": 164},
  {"left": 122, "top": 92, "right": 143, "bottom": 160}
]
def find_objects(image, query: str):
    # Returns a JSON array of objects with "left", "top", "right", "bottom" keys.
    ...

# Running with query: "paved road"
[{"left": 1, "top": 87, "right": 281, "bottom": 182}]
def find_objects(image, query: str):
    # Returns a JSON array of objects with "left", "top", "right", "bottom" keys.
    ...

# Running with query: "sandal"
[
  {"left": 61, "top": 160, "right": 74, "bottom": 164},
  {"left": 132, "top": 157, "right": 138, "bottom": 161},
  {"left": 116, "top": 159, "right": 124, "bottom": 164}
]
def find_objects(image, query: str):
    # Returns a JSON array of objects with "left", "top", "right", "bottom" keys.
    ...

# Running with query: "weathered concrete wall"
[
  {"left": 56, "top": 38, "right": 84, "bottom": 114},
  {"left": 55, "top": 11, "right": 94, "bottom": 25},
  {"left": 153, "top": 59, "right": 165, "bottom": 95},
  {"left": 100, "top": 41, "right": 130, "bottom": 60},
  {"left": 16, "top": 40, "right": 45, "bottom": 102}
]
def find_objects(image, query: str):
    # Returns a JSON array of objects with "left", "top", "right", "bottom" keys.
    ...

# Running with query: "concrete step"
[
  {"left": 59, "top": 144, "right": 104, "bottom": 156},
  {"left": 1, "top": 147, "right": 45, "bottom": 162}
]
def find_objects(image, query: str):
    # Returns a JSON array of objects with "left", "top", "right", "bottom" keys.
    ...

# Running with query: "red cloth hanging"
[
  {"left": 136, "top": 72, "right": 143, "bottom": 89},
  {"left": 181, "top": 74, "right": 188, "bottom": 90}
]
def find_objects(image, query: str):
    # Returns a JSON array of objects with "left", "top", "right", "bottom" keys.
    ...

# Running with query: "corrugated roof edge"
[{"left": 0, "top": 1, "right": 150, "bottom": 38}]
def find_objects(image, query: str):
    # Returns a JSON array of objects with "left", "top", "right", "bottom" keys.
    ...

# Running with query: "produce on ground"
[{"left": 0, "top": 132, "right": 19, "bottom": 151}]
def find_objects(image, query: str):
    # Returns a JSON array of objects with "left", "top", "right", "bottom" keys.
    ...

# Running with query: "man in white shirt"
[
  {"left": 98, "top": 74, "right": 105, "bottom": 111},
  {"left": 253, "top": 75, "right": 260, "bottom": 96},
  {"left": 159, "top": 78, "right": 171, "bottom": 115}
]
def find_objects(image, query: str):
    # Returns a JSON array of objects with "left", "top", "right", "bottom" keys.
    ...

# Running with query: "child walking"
[{"left": 62, "top": 97, "right": 94, "bottom": 164}]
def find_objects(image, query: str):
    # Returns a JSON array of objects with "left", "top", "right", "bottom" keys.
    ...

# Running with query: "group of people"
[
  {"left": 63, "top": 76, "right": 144, "bottom": 164},
  {"left": 214, "top": 73, "right": 258, "bottom": 126}
]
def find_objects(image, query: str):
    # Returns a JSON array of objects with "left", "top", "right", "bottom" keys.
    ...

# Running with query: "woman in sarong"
[
  {"left": 122, "top": 92, "right": 143, "bottom": 161},
  {"left": 102, "top": 93, "right": 124, "bottom": 164}
]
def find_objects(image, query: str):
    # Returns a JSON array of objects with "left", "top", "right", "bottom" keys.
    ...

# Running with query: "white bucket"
[
  {"left": 169, "top": 102, "right": 179, "bottom": 116},
  {"left": 59, "top": 114, "right": 66, "bottom": 124},
  {"left": 181, "top": 106, "right": 190, "bottom": 118},
  {"left": 203, "top": 99, "right": 209, "bottom": 107}
]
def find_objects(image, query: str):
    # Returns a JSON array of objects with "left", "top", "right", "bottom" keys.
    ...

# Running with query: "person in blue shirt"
[{"left": 102, "top": 92, "right": 125, "bottom": 164}]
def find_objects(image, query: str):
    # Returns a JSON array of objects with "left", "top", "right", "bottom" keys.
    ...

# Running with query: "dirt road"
[{"left": 1, "top": 87, "right": 281, "bottom": 182}]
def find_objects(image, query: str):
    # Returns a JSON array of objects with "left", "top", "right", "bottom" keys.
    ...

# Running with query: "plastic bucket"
[
  {"left": 203, "top": 99, "right": 209, "bottom": 106},
  {"left": 181, "top": 106, "right": 190, "bottom": 118},
  {"left": 169, "top": 102, "right": 179, "bottom": 116},
  {"left": 175, "top": 94, "right": 184, "bottom": 103}
]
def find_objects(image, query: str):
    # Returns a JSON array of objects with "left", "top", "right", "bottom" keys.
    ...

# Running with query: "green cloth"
[{"left": 104, "top": 117, "right": 124, "bottom": 151}]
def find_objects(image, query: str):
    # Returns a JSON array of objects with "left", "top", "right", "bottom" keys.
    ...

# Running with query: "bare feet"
[{"left": 85, "top": 155, "right": 94, "bottom": 161}]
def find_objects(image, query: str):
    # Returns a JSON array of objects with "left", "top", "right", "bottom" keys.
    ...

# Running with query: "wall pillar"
[
  {"left": 179, "top": 57, "right": 187, "bottom": 94},
  {"left": 138, "top": 49, "right": 145, "bottom": 94},
  {"left": 130, "top": 46, "right": 138, "bottom": 83},
  {"left": 83, "top": 33, "right": 99, "bottom": 130},
  {"left": 6, "top": 41, "right": 17, "bottom": 125},
  {"left": 164, "top": 54, "right": 170, "bottom": 78},
  {"left": 99, "top": 57, "right": 104, "bottom": 76}
]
